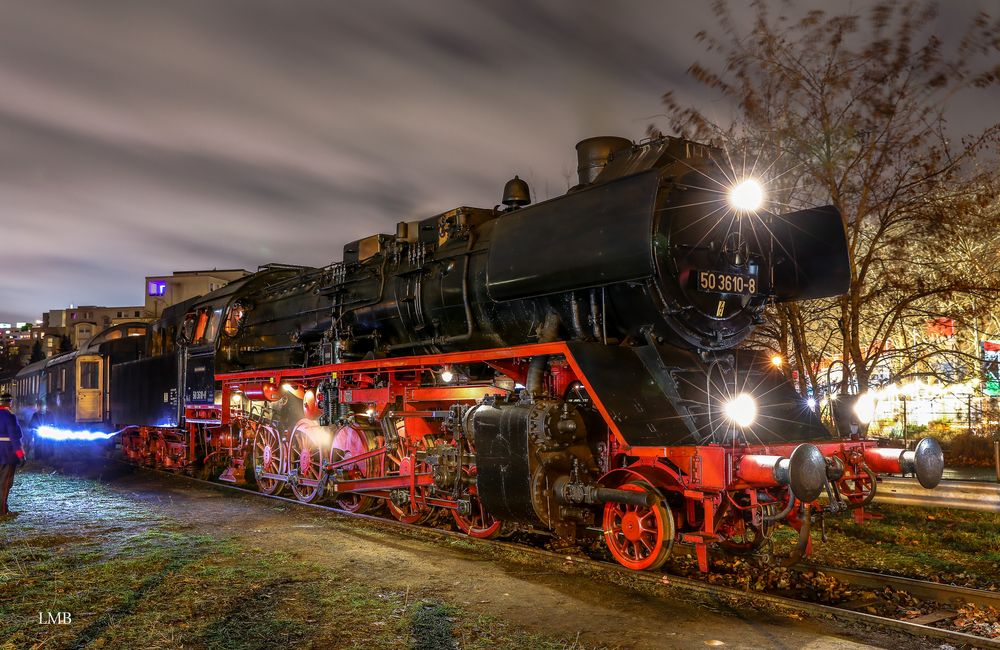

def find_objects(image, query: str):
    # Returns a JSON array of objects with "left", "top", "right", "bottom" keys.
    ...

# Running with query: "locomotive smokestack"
[{"left": 575, "top": 136, "right": 632, "bottom": 186}]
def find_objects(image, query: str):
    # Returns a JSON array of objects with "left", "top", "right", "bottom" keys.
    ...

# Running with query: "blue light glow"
[{"left": 37, "top": 425, "right": 118, "bottom": 442}]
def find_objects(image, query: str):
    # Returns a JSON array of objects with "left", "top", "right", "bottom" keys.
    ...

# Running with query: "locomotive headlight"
[
  {"left": 440, "top": 367, "right": 454, "bottom": 383},
  {"left": 729, "top": 179, "right": 765, "bottom": 212},
  {"left": 853, "top": 392, "right": 876, "bottom": 424},
  {"left": 723, "top": 393, "right": 757, "bottom": 428}
]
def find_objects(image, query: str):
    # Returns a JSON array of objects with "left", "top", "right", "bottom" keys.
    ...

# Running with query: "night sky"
[{"left": 1, "top": 1, "right": 996, "bottom": 324}]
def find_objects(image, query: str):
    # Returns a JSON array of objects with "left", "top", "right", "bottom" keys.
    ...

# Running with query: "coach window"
[{"left": 80, "top": 361, "right": 100, "bottom": 390}]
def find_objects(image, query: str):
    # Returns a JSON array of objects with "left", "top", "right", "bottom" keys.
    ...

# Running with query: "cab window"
[
  {"left": 180, "top": 314, "right": 196, "bottom": 344},
  {"left": 193, "top": 310, "right": 210, "bottom": 342},
  {"left": 203, "top": 308, "right": 224, "bottom": 343},
  {"left": 223, "top": 303, "right": 247, "bottom": 337}
]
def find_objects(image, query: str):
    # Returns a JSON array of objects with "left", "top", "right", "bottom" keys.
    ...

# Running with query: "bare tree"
[{"left": 661, "top": 0, "right": 1000, "bottom": 392}]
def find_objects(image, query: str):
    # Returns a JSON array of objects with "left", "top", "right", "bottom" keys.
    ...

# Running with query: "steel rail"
[
  {"left": 800, "top": 563, "right": 1000, "bottom": 610},
  {"left": 875, "top": 477, "right": 1000, "bottom": 513},
  {"left": 114, "top": 462, "right": 1000, "bottom": 649}
]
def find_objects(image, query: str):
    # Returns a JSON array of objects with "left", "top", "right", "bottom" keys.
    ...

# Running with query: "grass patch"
[
  {"left": 803, "top": 503, "right": 1000, "bottom": 587},
  {"left": 411, "top": 602, "right": 456, "bottom": 650},
  {"left": 1, "top": 470, "right": 595, "bottom": 649}
]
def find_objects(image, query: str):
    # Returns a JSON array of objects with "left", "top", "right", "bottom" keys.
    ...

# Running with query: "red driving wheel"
[
  {"left": 451, "top": 468, "right": 502, "bottom": 539},
  {"left": 288, "top": 420, "right": 325, "bottom": 503},
  {"left": 602, "top": 481, "right": 674, "bottom": 571},
  {"left": 329, "top": 424, "right": 376, "bottom": 513},
  {"left": 251, "top": 423, "right": 284, "bottom": 496},
  {"left": 385, "top": 454, "right": 430, "bottom": 524}
]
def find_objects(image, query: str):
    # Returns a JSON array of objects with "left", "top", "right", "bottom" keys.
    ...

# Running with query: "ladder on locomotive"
[{"left": 246, "top": 400, "right": 279, "bottom": 434}]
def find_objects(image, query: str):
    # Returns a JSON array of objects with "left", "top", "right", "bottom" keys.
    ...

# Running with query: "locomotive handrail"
[{"left": 384, "top": 410, "right": 452, "bottom": 419}]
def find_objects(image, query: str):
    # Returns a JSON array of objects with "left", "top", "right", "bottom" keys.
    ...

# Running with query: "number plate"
[{"left": 696, "top": 270, "right": 758, "bottom": 295}]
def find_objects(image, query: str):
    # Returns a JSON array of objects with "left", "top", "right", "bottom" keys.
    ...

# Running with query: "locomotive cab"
[{"left": 181, "top": 303, "right": 226, "bottom": 413}]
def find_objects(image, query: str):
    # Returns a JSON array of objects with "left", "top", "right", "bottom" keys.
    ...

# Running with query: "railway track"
[
  {"left": 800, "top": 563, "right": 1000, "bottom": 611},
  {"left": 876, "top": 477, "right": 1000, "bottom": 513},
  {"left": 116, "top": 462, "right": 999, "bottom": 649}
]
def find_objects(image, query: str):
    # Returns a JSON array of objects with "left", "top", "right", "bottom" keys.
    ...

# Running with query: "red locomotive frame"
[{"left": 122, "top": 341, "right": 901, "bottom": 572}]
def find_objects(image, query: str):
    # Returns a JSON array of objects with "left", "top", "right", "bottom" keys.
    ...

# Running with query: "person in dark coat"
[
  {"left": 0, "top": 392, "right": 25, "bottom": 518},
  {"left": 26, "top": 399, "right": 47, "bottom": 458}
]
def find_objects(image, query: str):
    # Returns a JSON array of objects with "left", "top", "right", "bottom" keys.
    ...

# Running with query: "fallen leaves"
[{"left": 953, "top": 604, "right": 1000, "bottom": 638}]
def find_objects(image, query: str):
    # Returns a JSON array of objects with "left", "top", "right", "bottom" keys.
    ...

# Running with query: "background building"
[
  {"left": 0, "top": 323, "right": 35, "bottom": 369},
  {"left": 144, "top": 269, "right": 250, "bottom": 317},
  {"left": 6, "top": 268, "right": 252, "bottom": 364},
  {"left": 43, "top": 306, "right": 147, "bottom": 350}
]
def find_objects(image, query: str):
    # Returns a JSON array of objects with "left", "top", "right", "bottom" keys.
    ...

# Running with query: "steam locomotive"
[{"left": 15, "top": 134, "right": 944, "bottom": 572}]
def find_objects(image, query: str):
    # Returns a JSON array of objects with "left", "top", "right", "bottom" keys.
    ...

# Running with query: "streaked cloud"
[{"left": 0, "top": 1, "right": 995, "bottom": 322}]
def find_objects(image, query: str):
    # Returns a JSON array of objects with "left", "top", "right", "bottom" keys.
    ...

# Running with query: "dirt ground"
[{"left": 0, "top": 462, "right": 947, "bottom": 649}]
